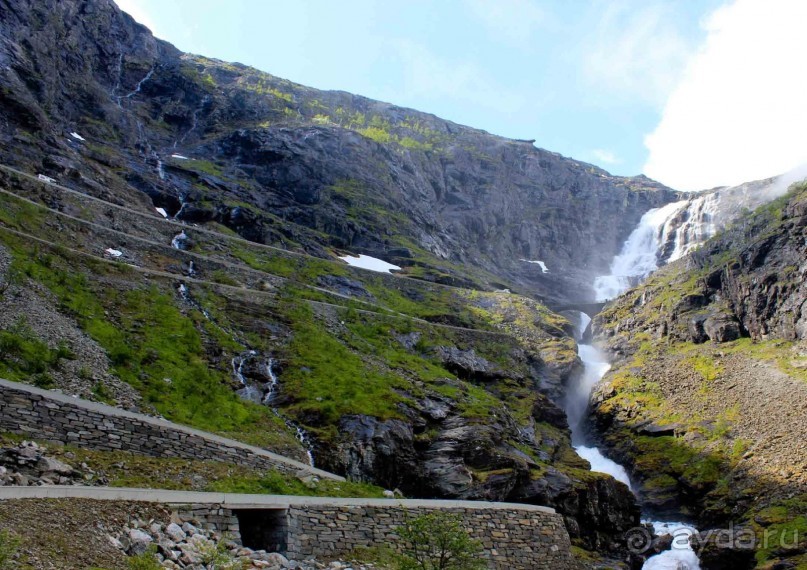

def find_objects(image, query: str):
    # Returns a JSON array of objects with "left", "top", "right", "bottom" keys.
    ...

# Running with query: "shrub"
[
  {"left": 126, "top": 545, "right": 161, "bottom": 570},
  {"left": 396, "top": 512, "right": 485, "bottom": 570}
]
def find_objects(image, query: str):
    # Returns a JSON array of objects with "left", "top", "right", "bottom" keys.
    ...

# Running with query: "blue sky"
[{"left": 116, "top": 0, "right": 807, "bottom": 191}]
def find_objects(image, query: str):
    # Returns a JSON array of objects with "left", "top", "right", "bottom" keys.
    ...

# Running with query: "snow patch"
[
  {"left": 171, "top": 154, "right": 189, "bottom": 160},
  {"left": 104, "top": 248, "right": 123, "bottom": 258},
  {"left": 37, "top": 174, "right": 55, "bottom": 184},
  {"left": 520, "top": 259, "right": 549, "bottom": 273},
  {"left": 69, "top": 132, "right": 86, "bottom": 141},
  {"left": 155, "top": 207, "right": 168, "bottom": 218},
  {"left": 340, "top": 254, "right": 401, "bottom": 273}
]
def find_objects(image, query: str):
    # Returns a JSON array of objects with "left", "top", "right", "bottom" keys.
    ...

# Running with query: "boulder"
[
  {"left": 690, "top": 528, "right": 756, "bottom": 570},
  {"left": 704, "top": 313, "right": 742, "bottom": 343},
  {"left": 127, "top": 528, "right": 154, "bottom": 556},
  {"left": 164, "top": 522, "right": 186, "bottom": 543},
  {"left": 35, "top": 456, "right": 73, "bottom": 476},
  {"left": 265, "top": 552, "right": 291, "bottom": 568}
]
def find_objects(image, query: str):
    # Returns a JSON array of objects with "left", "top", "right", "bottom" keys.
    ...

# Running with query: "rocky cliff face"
[{"left": 0, "top": 0, "right": 679, "bottom": 307}]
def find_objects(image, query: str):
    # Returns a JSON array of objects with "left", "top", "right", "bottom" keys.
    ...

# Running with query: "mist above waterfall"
[
  {"left": 593, "top": 165, "right": 807, "bottom": 303},
  {"left": 766, "top": 163, "right": 807, "bottom": 200}
]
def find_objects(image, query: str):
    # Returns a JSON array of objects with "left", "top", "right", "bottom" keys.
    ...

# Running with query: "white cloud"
[
  {"left": 592, "top": 149, "right": 620, "bottom": 165},
  {"left": 582, "top": 1, "right": 694, "bottom": 106},
  {"left": 464, "top": 0, "right": 546, "bottom": 49},
  {"left": 644, "top": 0, "right": 807, "bottom": 191}
]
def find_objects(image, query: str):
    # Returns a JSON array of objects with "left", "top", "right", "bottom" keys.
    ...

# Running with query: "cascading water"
[
  {"left": 232, "top": 351, "right": 263, "bottom": 404},
  {"left": 262, "top": 359, "right": 280, "bottom": 405},
  {"left": 176, "top": 283, "right": 212, "bottom": 321},
  {"left": 261, "top": 360, "right": 315, "bottom": 466},
  {"left": 175, "top": 280, "right": 316, "bottom": 466},
  {"left": 262, "top": 361, "right": 316, "bottom": 467},
  {"left": 565, "top": 318, "right": 633, "bottom": 489},
  {"left": 232, "top": 354, "right": 316, "bottom": 467},
  {"left": 595, "top": 185, "right": 760, "bottom": 302},
  {"left": 568, "top": 209, "right": 704, "bottom": 568},
  {"left": 593, "top": 201, "right": 687, "bottom": 302},
  {"left": 663, "top": 193, "right": 721, "bottom": 263},
  {"left": 171, "top": 231, "right": 188, "bottom": 250},
  {"left": 569, "top": 317, "right": 699, "bottom": 567}
]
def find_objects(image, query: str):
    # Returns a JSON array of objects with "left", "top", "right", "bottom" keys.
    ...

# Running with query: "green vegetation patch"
[
  {"left": 278, "top": 303, "right": 410, "bottom": 427},
  {"left": 2, "top": 235, "right": 297, "bottom": 450},
  {"left": 0, "top": 320, "right": 74, "bottom": 388}
]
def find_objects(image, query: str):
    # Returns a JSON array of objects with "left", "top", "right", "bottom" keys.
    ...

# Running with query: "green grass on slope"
[
  {"left": 280, "top": 303, "right": 410, "bottom": 428},
  {"left": 2, "top": 234, "right": 295, "bottom": 450},
  {"left": 0, "top": 322, "right": 74, "bottom": 388},
  {"left": 0, "top": 432, "right": 386, "bottom": 498}
]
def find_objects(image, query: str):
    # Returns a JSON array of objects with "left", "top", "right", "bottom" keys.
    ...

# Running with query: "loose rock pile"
[
  {"left": 115, "top": 519, "right": 381, "bottom": 570},
  {"left": 0, "top": 440, "right": 88, "bottom": 486}
]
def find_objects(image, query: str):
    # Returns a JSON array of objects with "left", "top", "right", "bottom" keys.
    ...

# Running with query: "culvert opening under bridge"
[{"left": 233, "top": 508, "right": 289, "bottom": 554}]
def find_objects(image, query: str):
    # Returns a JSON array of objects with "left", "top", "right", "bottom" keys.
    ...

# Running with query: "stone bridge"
[
  {"left": 553, "top": 301, "right": 607, "bottom": 319},
  {"left": 0, "top": 487, "right": 576, "bottom": 569}
]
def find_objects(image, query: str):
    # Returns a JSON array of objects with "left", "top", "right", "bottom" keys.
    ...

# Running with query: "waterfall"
[
  {"left": 176, "top": 282, "right": 212, "bottom": 321},
  {"left": 567, "top": 210, "right": 704, "bottom": 567},
  {"left": 171, "top": 231, "right": 188, "bottom": 250},
  {"left": 565, "top": 314, "right": 633, "bottom": 488},
  {"left": 232, "top": 354, "right": 316, "bottom": 467},
  {"left": 232, "top": 351, "right": 263, "bottom": 404},
  {"left": 115, "top": 66, "right": 155, "bottom": 108},
  {"left": 595, "top": 174, "right": 798, "bottom": 303},
  {"left": 592, "top": 193, "right": 729, "bottom": 302},
  {"left": 174, "top": 194, "right": 188, "bottom": 221},
  {"left": 262, "top": 360, "right": 315, "bottom": 467},
  {"left": 262, "top": 359, "right": 280, "bottom": 405},
  {"left": 663, "top": 193, "right": 721, "bottom": 263},
  {"left": 593, "top": 201, "right": 687, "bottom": 302}
]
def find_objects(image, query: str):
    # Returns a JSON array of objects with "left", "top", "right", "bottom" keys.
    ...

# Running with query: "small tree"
[{"left": 396, "top": 511, "right": 486, "bottom": 570}]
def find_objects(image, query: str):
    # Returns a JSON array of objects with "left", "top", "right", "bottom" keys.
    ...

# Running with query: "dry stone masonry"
[
  {"left": 1, "top": 488, "right": 577, "bottom": 570},
  {"left": 164, "top": 501, "right": 575, "bottom": 569},
  {"left": 0, "top": 378, "right": 339, "bottom": 480},
  {"left": 282, "top": 503, "right": 574, "bottom": 569},
  {"left": 0, "top": 379, "right": 578, "bottom": 568}
]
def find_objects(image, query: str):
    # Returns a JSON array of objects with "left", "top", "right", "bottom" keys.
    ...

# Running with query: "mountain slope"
[
  {"left": 0, "top": 0, "right": 679, "bottom": 307},
  {"left": 591, "top": 182, "right": 807, "bottom": 568},
  {"left": 0, "top": 0, "right": 686, "bottom": 557}
]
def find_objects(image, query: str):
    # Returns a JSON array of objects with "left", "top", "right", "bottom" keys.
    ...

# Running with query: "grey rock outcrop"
[{"left": 0, "top": 0, "right": 680, "bottom": 306}]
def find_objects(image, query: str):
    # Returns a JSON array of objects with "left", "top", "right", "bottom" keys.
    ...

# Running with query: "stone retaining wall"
[
  {"left": 0, "top": 378, "right": 340, "bottom": 480},
  {"left": 283, "top": 504, "right": 574, "bottom": 569},
  {"left": 133, "top": 501, "right": 576, "bottom": 569},
  {"left": 0, "top": 487, "right": 577, "bottom": 570}
]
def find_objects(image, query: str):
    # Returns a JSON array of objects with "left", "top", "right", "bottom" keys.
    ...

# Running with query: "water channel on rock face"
[{"left": 565, "top": 203, "right": 705, "bottom": 569}]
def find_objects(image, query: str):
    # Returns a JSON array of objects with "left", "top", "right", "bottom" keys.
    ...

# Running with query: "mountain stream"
[{"left": 568, "top": 202, "right": 711, "bottom": 569}]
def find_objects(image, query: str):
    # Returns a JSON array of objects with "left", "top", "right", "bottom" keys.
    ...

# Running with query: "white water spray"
[
  {"left": 593, "top": 201, "right": 686, "bottom": 301},
  {"left": 569, "top": 215, "right": 703, "bottom": 567},
  {"left": 171, "top": 231, "right": 188, "bottom": 250}
]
